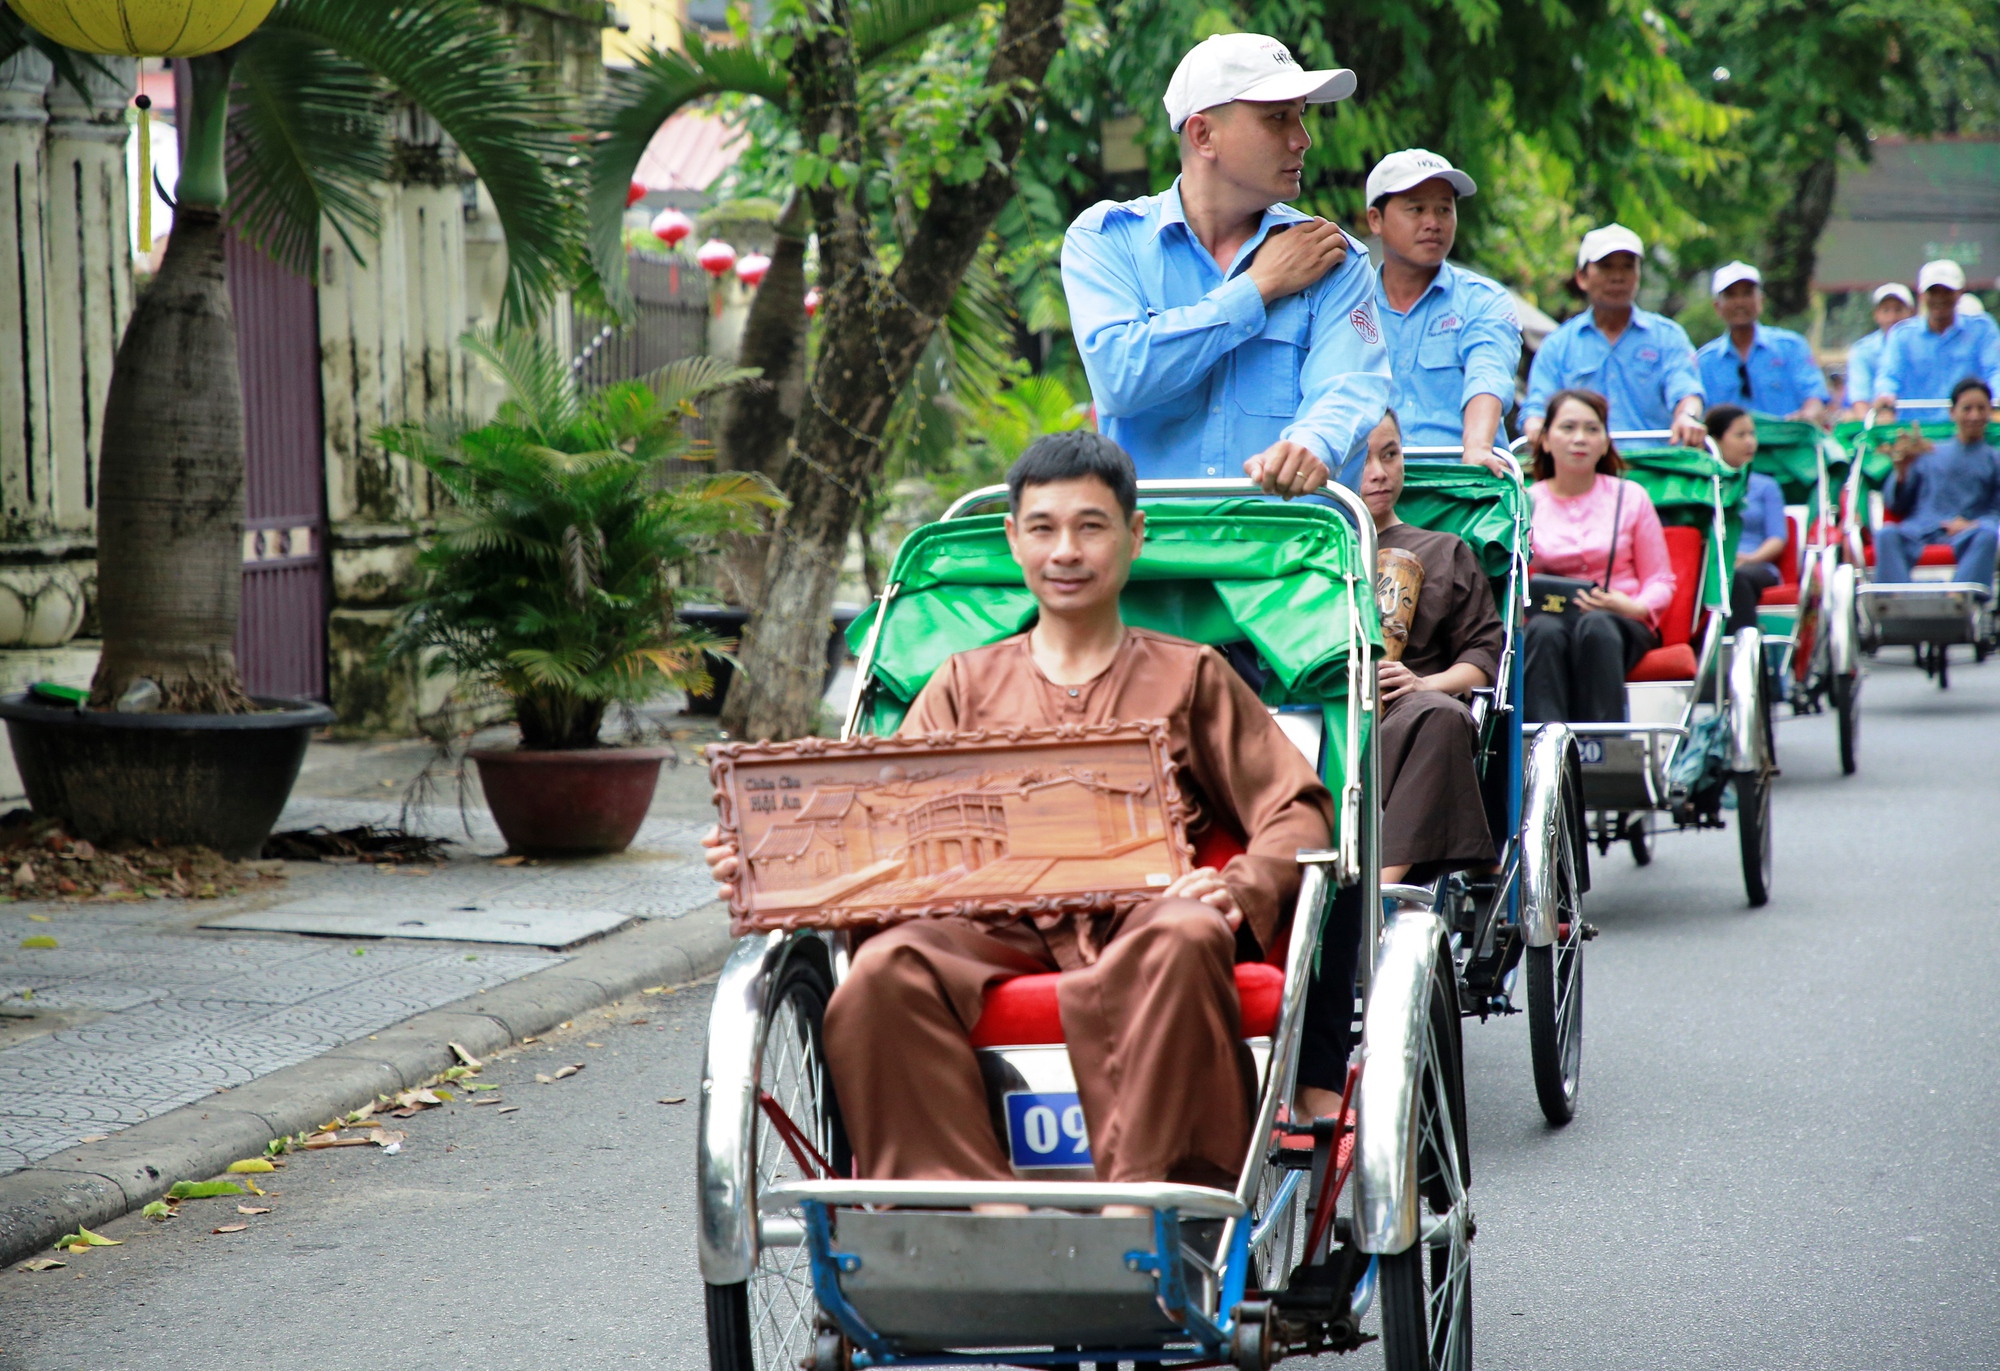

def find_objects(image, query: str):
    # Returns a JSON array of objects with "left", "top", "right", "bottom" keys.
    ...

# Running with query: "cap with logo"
[
  {"left": 1364, "top": 148, "right": 1476, "bottom": 206},
  {"left": 1164, "top": 34, "right": 1357, "bottom": 133},
  {"left": 1872, "top": 282, "right": 1915, "bottom": 308},
  {"left": 1710, "top": 260, "right": 1761, "bottom": 295},
  {"left": 1576, "top": 223, "right": 1644, "bottom": 269},
  {"left": 1917, "top": 259, "right": 1967, "bottom": 294}
]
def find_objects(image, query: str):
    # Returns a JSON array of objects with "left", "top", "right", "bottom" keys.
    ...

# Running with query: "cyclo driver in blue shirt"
[
  {"left": 1874, "top": 259, "right": 2000, "bottom": 415},
  {"left": 1696, "top": 261, "right": 1831, "bottom": 424},
  {"left": 1523, "top": 224, "right": 1707, "bottom": 448},
  {"left": 1364, "top": 148, "right": 1523, "bottom": 475},
  {"left": 1061, "top": 33, "right": 1391, "bottom": 496}
]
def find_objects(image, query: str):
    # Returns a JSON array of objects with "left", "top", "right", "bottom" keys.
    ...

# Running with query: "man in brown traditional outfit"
[
  {"left": 1363, "top": 410, "right": 1504, "bottom": 887},
  {"left": 703, "top": 432, "right": 1333, "bottom": 1191},
  {"left": 1293, "top": 412, "right": 1502, "bottom": 1119}
]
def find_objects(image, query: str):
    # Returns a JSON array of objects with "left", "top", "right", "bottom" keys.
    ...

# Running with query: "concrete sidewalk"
[{"left": 0, "top": 719, "right": 740, "bottom": 1265}]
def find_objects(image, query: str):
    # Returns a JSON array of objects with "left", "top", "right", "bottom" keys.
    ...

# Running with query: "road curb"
[{"left": 0, "top": 907, "right": 735, "bottom": 1268}]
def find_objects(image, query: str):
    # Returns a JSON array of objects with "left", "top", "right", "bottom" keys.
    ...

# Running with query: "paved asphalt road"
[{"left": 3, "top": 656, "right": 1996, "bottom": 1369}]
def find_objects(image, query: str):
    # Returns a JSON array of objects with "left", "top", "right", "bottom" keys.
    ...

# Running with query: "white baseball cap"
[
  {"left": 1365, "top": 148, "right": 1476, "bottom": 206},
  {"left": 1872, "top": 282, "right": 1915, "bottom": 307},
  {"left": 1576, "top": 223, "right": 1644, "bottom": 268},
  {"left": 1917, "top": 259, "right": 1966, "bottom": 294},
  {"left": 1959, "top": 294, "right": 1988, "bottom": 318},
  {"left": 1710, "top": 261, "right": 1761, "bottom": 295},
  {"left": 1163, "top": 34, "right": 1357, "bottom": 132}
]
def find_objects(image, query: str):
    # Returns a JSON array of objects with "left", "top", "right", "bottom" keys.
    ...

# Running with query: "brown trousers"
[
  {"left": 1379, "top": 690, "right": 1497, "bottom": 882},
  {"left": 822, "top": 899, "right": 1254, "bottom": 1189}
]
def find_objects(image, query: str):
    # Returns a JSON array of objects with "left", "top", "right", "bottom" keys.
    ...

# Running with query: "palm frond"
[
  {"left": 264, "top": 0, "right": 580, "bottom": 324},
  {"left": 642, "top": 355, "right": 763, "bottom": 409},
  {"left": 227, "top": 28, "right": 390, "bottom": 277},
  {"left": 461, "top": 329, "right": 580, "bottom": 438},
  {"left": 586, "top": 35, "right": 786, "bottom": 317},
  {"left": 851, "top": 0, "right": 989, "bottom": 64}
]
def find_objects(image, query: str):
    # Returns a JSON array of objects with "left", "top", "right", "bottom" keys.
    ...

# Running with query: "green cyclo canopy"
[
  {"left": 1833, "top": 418, "right": 2000, "bottom": 493},
  {"left": 1751, "top": 417, "right": 1848, "bottom": 511},
  {"left": 1392, "top": 462, "right": 1528, "bottom": 578},
  {"left": 1619, "top": 446, "right": 1740, "bottom": 612}
]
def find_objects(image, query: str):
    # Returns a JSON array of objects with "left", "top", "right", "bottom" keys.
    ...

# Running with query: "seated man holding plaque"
[{"left": 703, "top": 431, "right": 1333, "bottom": 1191}]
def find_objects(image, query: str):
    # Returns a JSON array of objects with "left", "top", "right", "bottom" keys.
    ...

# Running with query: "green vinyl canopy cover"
[
  {"left": 844, "top": 499, "right": 1382, "bottom": 782},
  {"left": 1620, "top": 446, "right": 1743, "bottom": 612},
  {"left": 1833, "top": 419, "right": 2000, "bottom": 493},
  {"left": 1392, "top": 463, "right": 1528, "bottom": 578},
  {"left": 1751, "top": 417, "right": 1848, "bottom": 510}
]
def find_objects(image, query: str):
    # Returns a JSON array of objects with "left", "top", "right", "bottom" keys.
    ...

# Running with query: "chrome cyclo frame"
[
  {"left": 1508, "top": 429, "right": 1769, "bottom": 803},
  {"left": 1846, "top": 400, "right": 1995, "bottom": 651},
  {"left": 697, "top": 478, "right": 1461, "bottom": 1362}
]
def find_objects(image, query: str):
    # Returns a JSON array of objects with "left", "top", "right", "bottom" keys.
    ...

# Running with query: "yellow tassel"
[{"left": 135, "top": 93, "right": 152, "bottom": 254}]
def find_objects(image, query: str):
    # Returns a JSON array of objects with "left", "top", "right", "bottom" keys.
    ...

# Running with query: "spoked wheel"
[
  {"left": 1377, "top": 960, "right": 1473, "bottom": 1371},
  {"left": 1525, "top": 818, "right": 1584, "bottom": 1125},
  {"left": 1832, "top": 671, "right": 1859, "bottom": 775},
  {"left": 1251, "top": 1147, "right": 1308, "bottom": 1295},
  {"left": 705, "top": 956, "right": 847, "bottom": 1371},
  {"left": 1734, "top": 770, "right": 1773, "bottom": 908}
]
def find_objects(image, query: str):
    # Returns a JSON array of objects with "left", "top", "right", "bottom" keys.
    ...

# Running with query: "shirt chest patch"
[
  {"left": 1636, "top": 347, "right": 1659, "bottom": 363},
  {"left": 1350, "top": 303, "right": 1380, "bottom": 346},
  {"left": 1428, "top": 313, "right": 1463, "bottom": 335}
]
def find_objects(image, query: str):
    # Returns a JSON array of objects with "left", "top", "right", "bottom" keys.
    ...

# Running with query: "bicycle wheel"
[
  {"left": 1735, "top": 771, "right": 1772, "bottom": 908},
  {"left": 705, "top": 956, "right": 847, "bottom": 1371},
  {"left": 1524, "top": 825, "right": 1584, "bottom": 1125},
  {"left": 1376, "top": 960, "right": 1473, "bottom": 1371}
]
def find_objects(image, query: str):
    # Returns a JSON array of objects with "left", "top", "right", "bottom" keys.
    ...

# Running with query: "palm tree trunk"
[
  {"left": 89, "top": 52, "right": 253, "bottom": 713},
  {"left": 719, "top": 0, "right": 1066, "bottom": 740},
  {"left": 712, "top": 190, "right": 810, "bottom": 604}
]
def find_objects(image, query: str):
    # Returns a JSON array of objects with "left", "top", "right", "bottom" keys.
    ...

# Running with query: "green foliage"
[
  {"left": 379, "top": 332, "right": 784, "bottom": 748},
  {"left": 242, "top": 0, "right": 582, "bottom": 324}
]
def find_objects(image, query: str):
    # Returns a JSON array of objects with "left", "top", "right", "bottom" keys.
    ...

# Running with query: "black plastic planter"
[
  {"left": 0, "top": 693, "right": 336, "bottom": 859},
  {"left": 676, "top": 604, "right": 864, "bottom": 717}
]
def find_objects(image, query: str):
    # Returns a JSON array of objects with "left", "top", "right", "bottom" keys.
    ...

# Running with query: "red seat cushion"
[
  {"left": 970, "top": 963, "right": 1286, "bottom": 1048},
  {"left": 1758, "top": 583, "right": 1800, "bottom": 607},
  {"left": 1777, "top": 515, "right": 1801, "bottom": 590},
  {"left": 1627, "top": 643, "right": 1699, "bottom": 682},
  {"left": 1861, "top": 542, "right": 1959, "bottom": 568},
  {"left": 1655, "top": 525, "right": 1706, "bottom": 649}
]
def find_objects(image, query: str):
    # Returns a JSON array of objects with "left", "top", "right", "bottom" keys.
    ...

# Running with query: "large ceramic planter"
[
  {"left": 676, "top": 603, "right": 864, "bottom": 717},
  {"left": 0, "top": 693, "right": 336, "bottom": 859},
  {"left": 469, "top": 746, "right": 670, "bottom": 856}
]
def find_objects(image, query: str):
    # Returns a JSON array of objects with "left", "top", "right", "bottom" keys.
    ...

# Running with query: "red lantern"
[
  {"left": 695, "top": 239, "right": 738, "bottom": 278},
  {"left": 804, "top": 287, "right": 821, "bottom": 318},
  {"left": 735, "top": 252, "right": 771, "bottom": 289},
  {"left": 625, "top": 180, "right": 647, "bottom": 209},
  {"left": 650, "top": 208, "right": 693, "bottom": 248}
]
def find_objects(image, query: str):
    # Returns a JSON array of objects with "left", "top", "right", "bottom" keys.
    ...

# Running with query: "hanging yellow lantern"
[{"left": 2, "top": 0, "right": 277, "bottom": 57}]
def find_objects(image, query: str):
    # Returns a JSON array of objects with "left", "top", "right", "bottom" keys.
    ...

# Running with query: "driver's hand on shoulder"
[
  {"left": 701, "top": 825, "right": 740, "bottom": 902},
  {"left": 1162, "top": 867, "right": 1243, "bottom": 931},
  {"left": 1245, "top": 440, "right": 1331, "bottom": 498},
  {"left": 1246, "top": 219, "right": 1348, "bottom": 305}
]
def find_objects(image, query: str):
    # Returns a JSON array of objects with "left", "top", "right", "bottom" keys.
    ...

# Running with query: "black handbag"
[{"left": 1528, "top": 478, "right": 1626, "bottom": 619}]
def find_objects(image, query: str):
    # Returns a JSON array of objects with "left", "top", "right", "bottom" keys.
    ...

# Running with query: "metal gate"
[
  {"left": 227, "top": 231, "right": 328, "bottom": 701},
  {"left": 570, "top": 251, "right": 709, "bottom": 390}
]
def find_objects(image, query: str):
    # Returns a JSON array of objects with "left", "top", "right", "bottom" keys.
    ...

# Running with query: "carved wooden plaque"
[{"left": 708, "top": 722, "right": 1193, "bottom": 934}]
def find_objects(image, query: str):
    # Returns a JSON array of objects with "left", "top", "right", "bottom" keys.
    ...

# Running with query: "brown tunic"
[
  {"left": 821, "top": 628, "right": 1334, "bottom": 1188},
  {"left": 1374, "top": 523, "right": 1504, "bottom": 878}
]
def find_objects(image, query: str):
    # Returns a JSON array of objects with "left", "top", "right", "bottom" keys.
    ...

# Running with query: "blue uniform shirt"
[
  {"left": 1696, "top": 324, "right": 1830, "bottom": 417},
  {"left": 1063, "top": 181, "right": 1392, "bottom": 488},
  {"left": 1373, "top": 260, "right": 1521, "bottom": 448},
  {"left": 1884, "top": 438, "right": 2000, "bottom": 538},
  {"left": 1843, "top": 328, "right": 1893, "bottom": 408},
  {"left": 1524, "top": 307, "right": 1704, "bottom": 434},
  {"left": 1738, "top": 471, "right": 1787, "bottom": 557},
  {"left": 1876, "top": 314, "right": 2000, "bottom": 403}
]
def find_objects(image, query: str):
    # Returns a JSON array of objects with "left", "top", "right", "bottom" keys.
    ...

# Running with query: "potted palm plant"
[
  {"left": 380, "top": 330, "right": 780, "bottom": 856},
  {"left": 0, "top": 0, "right": 582, "bottom": 859}
]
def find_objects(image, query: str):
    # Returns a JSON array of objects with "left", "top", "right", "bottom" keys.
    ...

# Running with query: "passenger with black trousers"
[
  {"left": 1708, "top": 404, "right": 1790, "bottom": 633},
  {"left": 1521, "top": 388, "right": 1677, "bottom": 722}
]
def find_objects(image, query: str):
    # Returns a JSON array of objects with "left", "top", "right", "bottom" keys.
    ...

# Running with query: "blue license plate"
[
  {"left": 1004, "top": 1091, "right": 1093, "bottom": 1169},
  {"left": 1577, "top": 738, "right": 1606, "bottom": 764}
]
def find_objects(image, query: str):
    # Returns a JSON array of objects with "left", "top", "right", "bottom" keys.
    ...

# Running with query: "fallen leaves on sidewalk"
[
  {"left": 536, "top": 1063, "right": 585, "bottom": 1084},
  {"left": 236, "top": 1205, "right": 271, "bottom": 1216},
  {"left": 471, "top": 1095, "right": 507, "bottom": 1106},
  {"left": 212, "top": 1224, "right": 248, "bottom": 1234},
  {"left": 263, "top": 825, "right": 454, "bottom": 865},
  {"left": 55, "top": 1226, "right": 119, "bottom": 1252},
  {"left": 449, "top": 1042, "right": 483, "bottom": 1068},
  {"left": 0, "top": 811, "right": 285, "bottom": 902},
  {"left": 141, "top": 1202, "right": 171, "bottom": 1220},
  {"left": 167, "top": 1180, "right": 244, "bottom": 1200},
  {"left": 16, "top": 1258, "right": 65, "bottom": 1272},
  {"left": 658, "top": 1096, "right": 686, "bottom": 1105},
  {"left": 226, "top": 1158, "right": 275, "bottom": 1174}
]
